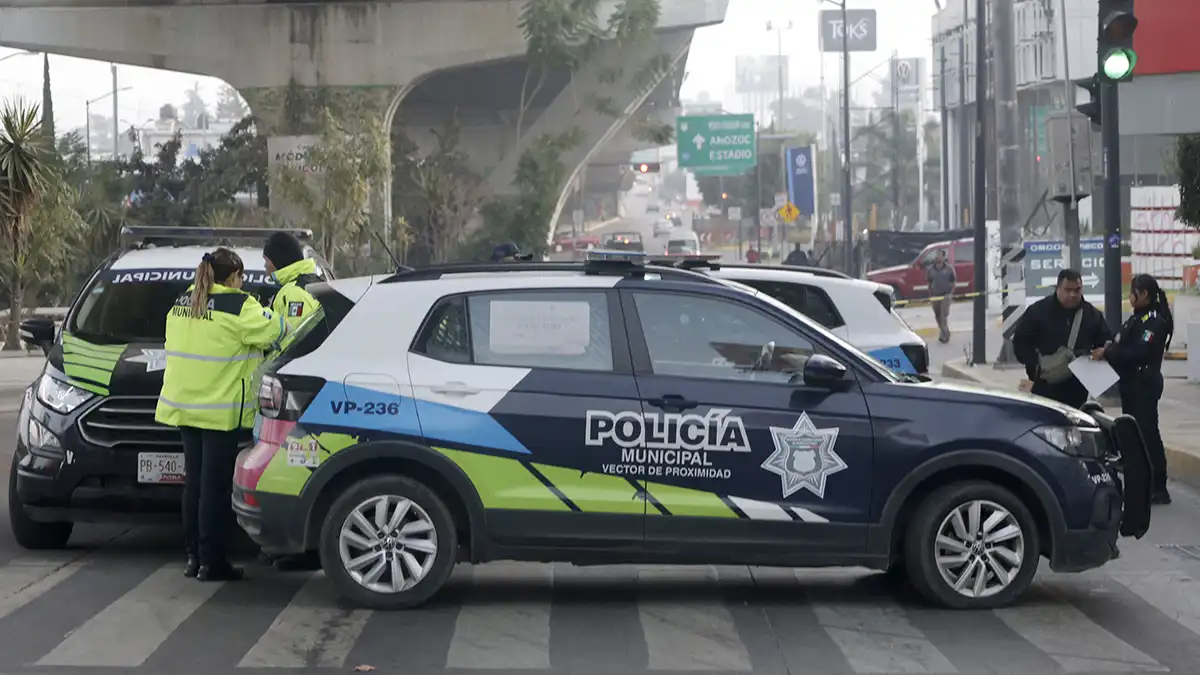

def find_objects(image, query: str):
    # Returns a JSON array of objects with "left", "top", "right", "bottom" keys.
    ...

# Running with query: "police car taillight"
[{"left": 258, "top": 374, "right": 314, "bottom": 421}]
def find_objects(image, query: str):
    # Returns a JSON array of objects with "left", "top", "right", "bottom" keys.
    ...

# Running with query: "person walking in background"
[
  {"left": 926, "top": 249, "right": 956, "bottom": 343},
  {"left": 784, "top": 243, "right": 809, "bottom": 266},
  {"left": 1012, "top": 269, "right": 1112, "bottom": 408},
  {"left": 157, "top": 248, "right": 290, "bottom": 582},
  {"left": 1091, "top": 273, "right": 1174, "bottom": 504}
]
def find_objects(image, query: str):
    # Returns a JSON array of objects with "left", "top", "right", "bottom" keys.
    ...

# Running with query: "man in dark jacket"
[
  {"left": 1012, "top": 268, "right": 1112, "bottom": 407},
  {"left": 784, "top": 243, "right": 809, "bottom": 266}
]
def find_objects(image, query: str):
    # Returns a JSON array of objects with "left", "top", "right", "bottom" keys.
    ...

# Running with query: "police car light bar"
[
  {"left": 121, "top": 226, "right": 315, "bottom": 248},
  {"left": 585, "top": 249, "right": 648, "bottom": 264},
  {"left": 647, "top": 254, "right": 723, "bottom": 271}
]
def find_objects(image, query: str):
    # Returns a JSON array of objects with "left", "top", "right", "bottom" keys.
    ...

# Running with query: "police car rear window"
[{"left": 413, "top": 291, "right": 615, "bottom": 372}]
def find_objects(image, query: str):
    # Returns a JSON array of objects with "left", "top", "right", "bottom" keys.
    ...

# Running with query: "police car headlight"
[
  {"left": 27, "top": 417, "right": 61, "bottom": 450},
  {"left": 35, "top": 374, "right": 94, "bottom": 415},
  {"left": 1033, "top": 425, "right": 1102, "bottom": 458}
]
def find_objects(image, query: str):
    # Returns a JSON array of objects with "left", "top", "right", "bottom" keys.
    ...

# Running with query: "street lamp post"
[
  {"left": 767, "top": 20, "right": 793, "bottom": 254},
  {"left": 818, "top": 0, "right": 855, "bottom": 274},
  {"left": 85, "top": 85, "right": 132, "bottom": 166}
]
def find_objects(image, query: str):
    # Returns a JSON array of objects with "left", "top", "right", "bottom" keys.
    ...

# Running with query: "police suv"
[
  {"left": 11, "top": 227, "right": 332, "bottom": 549},
  {"left": 233, "top": 251, "right": 1152, "bottom": 611}
]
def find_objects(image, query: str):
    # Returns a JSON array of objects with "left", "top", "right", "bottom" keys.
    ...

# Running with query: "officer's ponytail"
[
  {"left": 190, "top": 248, "right": 244, "bottom": 318},
  {"left": 1131, "top": 273, "right": 1174, "bottom": 351}
]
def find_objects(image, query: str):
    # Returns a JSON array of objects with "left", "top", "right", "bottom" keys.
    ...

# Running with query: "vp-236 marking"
[{"left": 329, "top": 401, "right": 402, "bottom": 415}]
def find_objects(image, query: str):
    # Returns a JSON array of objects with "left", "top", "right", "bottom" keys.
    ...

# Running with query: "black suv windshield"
[{"left": 69, "top": 268, "right": 276, "bottom": 344}]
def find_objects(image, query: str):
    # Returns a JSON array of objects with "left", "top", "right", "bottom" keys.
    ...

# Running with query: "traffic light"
[
  {"left": 1074, "top": 74, "right": 1101, "bottom": 127},
  {"left": 1097, "top": 0, "right": 1137, "bottom": 82},
  {"left": 633, "top": 162, "right": 661, "bottom": 173}
]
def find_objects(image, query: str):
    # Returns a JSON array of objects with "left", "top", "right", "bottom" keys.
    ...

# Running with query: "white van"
[{"left": 664, "top": 233, "right": 700, "bottom": 256}]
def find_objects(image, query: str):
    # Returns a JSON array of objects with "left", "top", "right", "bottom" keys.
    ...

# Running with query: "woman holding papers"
[{"left": 1091, "top": 273, "right": 1174, "bottom": 505}]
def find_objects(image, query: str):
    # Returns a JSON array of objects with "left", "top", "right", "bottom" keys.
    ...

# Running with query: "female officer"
[
  {"left": 156, "top": 248, "right": 290, "bottom": 581},
  {"left": 1091, "top": 273, "right": 1174, "bottom": 505}
]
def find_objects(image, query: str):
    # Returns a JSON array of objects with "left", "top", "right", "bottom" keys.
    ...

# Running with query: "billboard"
[
  {"left": 819, "top": 9, "right": 877, "bottom": 53},
  {"left": 1134, "top": 0, "right": 1200, "bottom": 76},
  {"left": 893, "top": 58, "right": 926, "bottom": 110},
  {"left": 735, "top": 55, "right": 790, "bottom": 94},
  {"left": 785, "top": 146, "right": 817, "bottom": 217}
]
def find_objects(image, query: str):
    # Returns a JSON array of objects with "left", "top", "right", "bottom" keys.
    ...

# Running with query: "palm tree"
[{"left": 0, "top": 99, "right": 58, "bottom": 348}]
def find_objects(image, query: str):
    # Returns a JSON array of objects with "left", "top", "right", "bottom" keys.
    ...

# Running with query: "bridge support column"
[{"left": 484, "top": 29, "right": 693, "bottom": 237}]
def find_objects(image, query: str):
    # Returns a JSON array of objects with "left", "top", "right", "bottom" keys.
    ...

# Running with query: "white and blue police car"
[{"left": 232, "top": 250, "right": 1152, "bottom": 611}]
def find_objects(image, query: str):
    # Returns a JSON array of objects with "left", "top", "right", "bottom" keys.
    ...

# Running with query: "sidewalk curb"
[
  {"left": 912, "top": 321, "right": 1001, "bottom": 339},
  {"left": 939, "top": 360, "right": 1200, "bottom": 490}
]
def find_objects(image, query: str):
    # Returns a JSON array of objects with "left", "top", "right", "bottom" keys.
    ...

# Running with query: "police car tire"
[
  {"left": 903, "top": 481, "right": 1039, "bottom": 610},
  {"left": 319, "top": 475, "right": 458, "bottom": 610},
  {"left": 7, "top": 457, "right": 72, "bottom": 550}
]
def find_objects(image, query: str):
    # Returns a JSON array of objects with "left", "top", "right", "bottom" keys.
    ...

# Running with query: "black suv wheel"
[
  {"left": 7, "top": 455, "right": 72, "bottom": 550},
  {"left": 319, "top": 474, "right": 458, "bottom": 610},
  {"left": 904, "top": 481, "right": 1040, "bottom": 609}
]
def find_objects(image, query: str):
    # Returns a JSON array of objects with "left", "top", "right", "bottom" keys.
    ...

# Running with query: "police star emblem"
[
  {"left": 126, "top": 348, "right": 167, "bottom": 373},
  {"left": 761, "top": 412, "right": 846, "bottom": 499}
]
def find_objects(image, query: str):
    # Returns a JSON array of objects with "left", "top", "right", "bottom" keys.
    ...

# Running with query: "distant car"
[
  {"left": 646, "top": 201, "right": 660, "bottom": 212},
  {"left": 664, "top": 236, "right": 700, "bottom": 257},
  {"left": 653, "top": 220, "right": 674, "bottom": 236},
  {"left": 602, "top": 232, "right": 644, "bottom": 252},
  {"left": 866, "top": 237, "right": 974, "bottom": 300},
  {"left": 554, "top": 228, "right": 599, "bottom": 251}
]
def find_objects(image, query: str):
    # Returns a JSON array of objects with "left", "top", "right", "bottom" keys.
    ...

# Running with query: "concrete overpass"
[{"left": 0, "top": 0, "right": 725, "bottom": 232}]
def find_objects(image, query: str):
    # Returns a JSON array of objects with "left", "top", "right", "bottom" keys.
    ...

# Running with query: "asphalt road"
[{"left": 3, "top": 393, "right": 1200, "bottom": 674}]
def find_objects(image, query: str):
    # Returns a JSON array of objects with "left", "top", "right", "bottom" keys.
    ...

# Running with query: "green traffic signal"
[{"left": 1102, "top": 48, "right": 1137, "bottom": 80}]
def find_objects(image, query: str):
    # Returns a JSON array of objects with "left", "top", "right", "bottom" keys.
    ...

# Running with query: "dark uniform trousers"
[
  {"left": 1120, "top": 371, "right": 1167, "bottom": 492},
  {"left": 180, "top": 427, "right": 248, "bottom": 566}
]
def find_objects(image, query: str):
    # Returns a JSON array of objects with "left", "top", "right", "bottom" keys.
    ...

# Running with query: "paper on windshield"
[
  {"left": 489, "top": 301, "right": 590, "bottom": 355},
  {"left": 1068, "top": 358, "right": 1120, "bottom": 398}
]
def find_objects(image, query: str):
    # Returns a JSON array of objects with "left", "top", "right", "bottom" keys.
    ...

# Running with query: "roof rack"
[
  {"left": 121, "top": 226, "right": 314, "bottom": 249},
  {"left": 380, "top": 250, "right": 723, "bottom": 285},
  {"left": 716, "top": 262, "right": 853, "bottom": 279}
]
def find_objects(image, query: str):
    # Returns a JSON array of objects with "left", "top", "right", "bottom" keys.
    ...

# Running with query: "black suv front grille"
[{"left": 78, "top": 396, "right": 182, "bottom": 450}]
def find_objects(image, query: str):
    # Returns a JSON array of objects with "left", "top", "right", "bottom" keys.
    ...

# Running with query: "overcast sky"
[{"left": 0, "top": 0, "right": 935, "bottom": 132}]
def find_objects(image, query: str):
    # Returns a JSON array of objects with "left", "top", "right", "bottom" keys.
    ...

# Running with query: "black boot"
[
  {"left": 184, "top": 556, "right": 199, "bottom": 578},
  {"left": 197, "top": 563, "right": 245, "bottom": 582},
  {"left": 1151, "top": 488, "right": 1172, "bottom": 505}
]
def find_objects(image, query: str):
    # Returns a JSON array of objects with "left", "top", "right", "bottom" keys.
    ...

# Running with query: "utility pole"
[
  {"left": 891, "top": 51, "right": 902, "bottom": 229},
  {"left": 993, "top": 0, "right": 1023, "bottom": 368},
  {"left": 958, "top": 0, "right": 970, "bottom": 229},
  {"left": 971, "top": 0, "right": 987, "bottom": 364},
  {"left": 940, "top": 43, "right": 951, "bottom": 230},
  {"left": 111, "top": 64, "right": 119, "bottom": 161},
  {"left": 840, "top": 0, "right": 854, "bottom": 274}
]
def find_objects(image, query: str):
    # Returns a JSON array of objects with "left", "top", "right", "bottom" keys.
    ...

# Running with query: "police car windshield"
[
  {"left": 69, "top": 268, "right": 275, "bottom": 343},
  {"left": 716, "top": 279, "right": 901, "bottom": 383}
]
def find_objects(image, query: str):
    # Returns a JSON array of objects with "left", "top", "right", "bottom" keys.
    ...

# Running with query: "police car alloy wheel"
[
  {"left": 903, "top": 481, "right": 1039, "bottom": 609},
  {"left": 8, "top": 455, "right": 73, "bottom": 550},
  {"left": 319, "top": 475, "right": 458, "bottom": 610}
]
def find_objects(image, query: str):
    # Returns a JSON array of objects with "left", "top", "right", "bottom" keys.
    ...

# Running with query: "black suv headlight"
[
  {"left": 36, "top": 374, "right": 95, "bottom": 415},
  {"left": 1033, "top": 425, "right": 1103, "bottom": 458}
]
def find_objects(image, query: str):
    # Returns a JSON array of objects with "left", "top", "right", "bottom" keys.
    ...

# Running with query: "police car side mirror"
[
  {"left": 19, "top": 317, "right": 56, "bottom": 356},
  {"left": 803, "top": 354, "right": 847, "bottom": 386}
]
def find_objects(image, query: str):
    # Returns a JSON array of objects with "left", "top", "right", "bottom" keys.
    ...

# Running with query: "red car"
[
  {"left": 866, "top": 237, "right": 975, "bottom": 300},
  {"left": 554, "top": 229, "right": 601, "bottom": 250}
]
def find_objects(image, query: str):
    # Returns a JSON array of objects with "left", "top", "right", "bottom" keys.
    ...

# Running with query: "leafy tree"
[
  {"left": 273, "top": 108, "right": 390, "bottom": 273},
  {"left": 41, "top": 55, "right": 54, "bottom": 148},
  {"left": 392, "top": 118, "right": 487, "bottom": 265},
  {"left": 852, "top": 108, "right": 921, "bottom": 229},
  {"left": 216, "top": 84, "right": 248, "bottom": 121},
  {"left": 1176, "top": 135, "right": 1200, "bottom": 230},
  {"left": 181, "top": 82, "right": 209, "bottom": 127},
  {"left": 0, "top": 99, "right": 77, "bottom": 347}
]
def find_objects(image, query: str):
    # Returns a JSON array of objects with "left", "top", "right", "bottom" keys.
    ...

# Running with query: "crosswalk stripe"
[
  {"left": 447, "top": 562, "right": 553, "bottom": 669},
  {"left": 238, "top": 572, "right": 372, "bottom": 668},
  {"left": 639, "top": 565, "right": 752, "bottom": 671},
  {"left": 0, "top": 558, "right": 86, "bottom": 622},
  {"left": 805, "top": 572, "right": 958, "bottom": 674},
  {"left": 1110, "top": 570, "right": 1200, "bottom": 639},
  {"left": 37, "top": 563, "right": 223, "bottom": 667},
  {"left": 994, "top": 590, "right": 1167, "bottom": 672}
]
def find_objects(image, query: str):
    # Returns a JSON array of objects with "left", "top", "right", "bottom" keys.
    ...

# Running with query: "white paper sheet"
[{"left": 1068, "top": 358, "right": 1120, "bottom": 398}]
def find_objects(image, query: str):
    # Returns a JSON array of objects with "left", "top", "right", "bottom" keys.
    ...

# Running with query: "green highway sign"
[{"left": 676, "top": 114, "right": 757, "bottom": 175}]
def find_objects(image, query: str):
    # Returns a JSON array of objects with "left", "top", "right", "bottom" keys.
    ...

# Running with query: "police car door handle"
[
  {"left": 429, "top": 382, "right": 481, "bottom": 396},
  {"left": 648, "top": 394, "right": 697, "bottom": 413}
]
